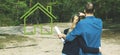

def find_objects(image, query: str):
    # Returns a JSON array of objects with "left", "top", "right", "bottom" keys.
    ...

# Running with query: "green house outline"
[{"left": 20, "top": 3, "right": 56, "bottom": 35}]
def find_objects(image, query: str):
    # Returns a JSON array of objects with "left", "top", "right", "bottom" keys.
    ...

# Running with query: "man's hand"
[
  {"left": 57, "top": 33, "right": 66, "bottom": 39},
  {"left": 99, "top": 47, "right": 102, "bottom": 53},
  {"left": 79, "top": 12, "right": 85, "bottom": 16}
]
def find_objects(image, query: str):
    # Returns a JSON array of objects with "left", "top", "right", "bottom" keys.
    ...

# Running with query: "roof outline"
[{"left": 20, "top": 2, "right": 56, "bottom": 20}]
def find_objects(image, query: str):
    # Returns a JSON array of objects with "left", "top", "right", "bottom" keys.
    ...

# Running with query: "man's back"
[{"left": 78, "top": 16, "right": 102, "bottom": 55}]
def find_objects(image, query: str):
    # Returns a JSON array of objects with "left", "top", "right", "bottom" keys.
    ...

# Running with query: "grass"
[
  {"left": 102, "top": 30, "right": 120, "bottom": 44},
  {"left": 103, "top": 22, "right": 120, "bottom": 29},
  {"left": 0, "top": 34, "right": 34, "bottom": 49}
]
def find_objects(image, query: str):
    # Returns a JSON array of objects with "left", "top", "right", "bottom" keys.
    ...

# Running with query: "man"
[{"left": 58, "top": 2, "right": 102, "bottom": 55}]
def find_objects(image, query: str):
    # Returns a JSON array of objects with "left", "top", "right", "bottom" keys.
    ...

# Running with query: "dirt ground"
[
  {"left": 0, "top": 25, "right": 120, "bottom": 55},
  {"left": 0, "top": 35, "right": 63, "bottom": 55},
  {"left": 0, "top": 34, "right": 120, "bottom": 55}
]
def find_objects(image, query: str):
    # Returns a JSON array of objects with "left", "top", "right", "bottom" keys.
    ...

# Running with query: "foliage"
[{"left": 0, "top": 0, "right": 120, "bottom": 26}]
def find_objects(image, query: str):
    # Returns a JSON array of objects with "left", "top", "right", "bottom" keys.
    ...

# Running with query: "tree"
[{"left": 0, "top": 0, "right": 120, "bottom": 26}]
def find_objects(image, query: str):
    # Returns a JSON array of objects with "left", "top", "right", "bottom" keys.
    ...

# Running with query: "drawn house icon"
[{"left": 20, "top": 3, "right": 56, "bottom": 35}]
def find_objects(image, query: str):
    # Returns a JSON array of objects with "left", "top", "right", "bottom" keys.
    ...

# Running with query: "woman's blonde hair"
[{"left": 70, "top": 14, "right": 80, "bottom": 29}]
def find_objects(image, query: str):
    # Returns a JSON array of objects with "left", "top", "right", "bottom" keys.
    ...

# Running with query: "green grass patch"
[{"left": 0, "top": 34, "right": 35, "bottom": 49}]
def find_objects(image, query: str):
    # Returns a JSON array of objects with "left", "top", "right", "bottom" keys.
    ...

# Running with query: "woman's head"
[
  {"left": 71, "top": 14, "right": 80, "bottom": 23},
  {"left": 70, "top": 14, "right": 80, "bottom": 29}
]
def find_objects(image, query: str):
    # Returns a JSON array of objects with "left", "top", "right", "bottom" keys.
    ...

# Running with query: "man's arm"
[
  {"left": 59, "top": 34, "right": 102, "bottom": 53},
  {"left": 77, "top": 36, "right": 101, "bottom": 53},
  {"left": 63, "top": 29, "right": 102, "bottom": 53},
  {"left": 58, "top": 22, "right": 83, "bottom": 41}
]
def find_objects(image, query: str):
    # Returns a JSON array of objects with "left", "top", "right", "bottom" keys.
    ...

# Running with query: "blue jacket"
[{"left": 65, "top": 16, "right": 102, "bottom": 55}]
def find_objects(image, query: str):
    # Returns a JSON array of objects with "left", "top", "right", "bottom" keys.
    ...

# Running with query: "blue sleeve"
[{"left": 65, "top": 22, "right": 84, "bottom": 41}]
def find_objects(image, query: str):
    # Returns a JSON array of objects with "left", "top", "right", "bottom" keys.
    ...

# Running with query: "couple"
[{"left": 58, "top": 2, "right": 102, "bottom": 55}]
